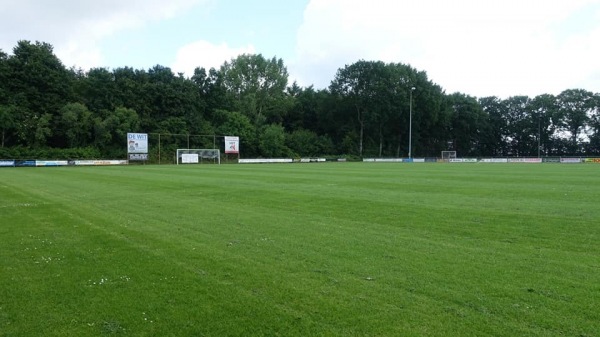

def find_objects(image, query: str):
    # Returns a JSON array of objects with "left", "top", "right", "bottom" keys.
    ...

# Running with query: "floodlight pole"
[
  {"left": 409, "top": 87, "right": 416, "bottom": 159},
  {"left": 538, "top": 114, "right": 541, "bottom": 158}
]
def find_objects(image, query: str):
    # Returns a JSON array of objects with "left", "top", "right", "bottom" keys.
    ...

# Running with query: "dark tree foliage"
[{"left": 1, "top": 40, "right": 599, "bottom": 159}]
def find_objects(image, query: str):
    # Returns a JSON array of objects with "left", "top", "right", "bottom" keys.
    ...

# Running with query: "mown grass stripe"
[{"left": 1, "top": 163, "right": 599, "bottom": 336}]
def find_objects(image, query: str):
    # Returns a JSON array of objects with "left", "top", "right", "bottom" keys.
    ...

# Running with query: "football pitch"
[{"left": 1, "top": 163, "right": 599, "bottom": 336}]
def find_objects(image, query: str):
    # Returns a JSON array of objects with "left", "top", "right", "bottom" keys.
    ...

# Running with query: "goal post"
[
  {"left": 441, "top": 151, "right": 457, "bottom": 161},
  {"left": 176, "top": 149, "right": 220, "bottom": 165}
]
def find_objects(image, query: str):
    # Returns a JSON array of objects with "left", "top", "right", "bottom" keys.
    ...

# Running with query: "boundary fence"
[
  {"left": 1, "top": 157, "right": 599, "bottom": 167},
  {"left": 363, "top": 157, "right": 600, "bottom": 164}
]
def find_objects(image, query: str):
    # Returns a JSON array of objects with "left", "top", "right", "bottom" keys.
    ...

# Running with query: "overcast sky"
[{"left": 1, "top": 0, "right": 599, "bottom": 98}]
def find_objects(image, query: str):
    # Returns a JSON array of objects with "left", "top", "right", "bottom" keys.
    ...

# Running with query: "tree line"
[{"left": 1, "top": 40, "right": 599, "bottom": 160}]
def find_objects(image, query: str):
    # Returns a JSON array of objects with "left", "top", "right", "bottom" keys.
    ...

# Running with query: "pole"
[
  {"left": 409, "top": 87, "right": 415, "bottom": 159},
  {"left": 538, "top": 115, "right": 541, "bottom": 158}
]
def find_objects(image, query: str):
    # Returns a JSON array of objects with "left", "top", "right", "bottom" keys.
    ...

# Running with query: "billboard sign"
[
  {"left": 127, "top": 133, "right": 148, "bottom": 154},
  {"left": 224, "top": 136, "right": 239, "bottom": 154}
]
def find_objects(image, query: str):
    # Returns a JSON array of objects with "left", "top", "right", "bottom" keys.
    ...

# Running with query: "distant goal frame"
[
  {"left": 176, "top": 149, "right": 221, "bottom": 165},
  {"left": 441, "top": 151, "right": 457, "bottom": 161}
]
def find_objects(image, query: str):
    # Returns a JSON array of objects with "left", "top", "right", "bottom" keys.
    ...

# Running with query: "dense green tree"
[
  {"left": 220, "top": 54, "right": 290, "bottom": 125},
  {"left": 213, "top": 109, "right": 257, "bottom": 156},
  {"left": 286, "top": 129, "right": 320, "bottom": 157},
  {"left": 529, "top": 94, "right": 558, "bottom": 156},
  {"left": 259, "top": 124, "right": 288, "bottom": 157},
  {"left": 0, "top": 105, "right": 16, "bottom": 147},
  {"left": 59, "top": 102, "right": 92, "bottom": 147},
  {"left": 330, "top": 60, "right": 447, "bottom": 157},
  {"left": 192, "top": 67, "right": 228, "bottom": 115},
  {"left": 587, "top": 94, "right": 600, "bottom": 154},
  {"left": 329, "top": 60, "right": 386, "bottom": 156},
  {"left": 6, "top": 41, "right": 73, "bottom": 147},
  {"left": 398, "top": 67, "right": 447, "bottom": 157},
  {"left": 479, "top": 96, "right": 509, "bottom": 156},
  {"left": 556, "top": 89, "right": 595, "bottom": 154},
  {"left": 446, "top": 93, "right": 488, "bottom": 156},
  {"left": 1, "top": 40, "right": 599, "bottom": 159},
  {"left": 502, "top": 96, "right": 534, "bottom": 156},
  {"left": 33, "top": 113, "right": 53, "bottom": 147},
  {"left": 112, "top": 67, "right": 148, "bottom": 113},
  {"left": 80, "top": 67, "right": 117, "bottom": 113},
  {"left": 0, "top": 50, "right": 9, "bottom": 104},
  {"left": 94, "top": 107, "right": 140, "bottom": 153},
  {"left": 0, "top": 53, "right": 16, "bottom": 147}
]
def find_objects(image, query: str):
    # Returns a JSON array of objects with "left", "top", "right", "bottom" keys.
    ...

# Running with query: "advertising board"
[
  {"left": 224, "top": 136, "right": 239, "bottom": 154},
  {"left": 480, "top": 158, "right": 508, "bottom": 163},
  {"left": 449, "top": 158, "right": 477, "bottom": 163},
  {"left": 35, "top": 161, "right": 69, "bottom": 166},
  {"left": 560, "top": 158, "right": 581, "bottom": 163},
  {"left": 127, "top": 133, "right": 148, "bottom": 154},
  {"left": 239, "top": 158, "right": 293, "bottom": 164},
  {"left": 15, "top": 160, "right": 36, "bottom": 167},
  {"left": 74, "top": 160, "right": 127, "bottom": 166},
  {"left": 0, "top": 160, "right": 15, "bottom": 167},
  {"left": 181, "top": 153, "right": 199, "bottom": 164},
  {"left": 128, "top": 153, "right": 149, "bottom": 161},
  {"left": 508, "top": 158, "right": 542, "bottom": 163}
]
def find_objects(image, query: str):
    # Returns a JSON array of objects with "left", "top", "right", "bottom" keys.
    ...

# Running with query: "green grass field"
[{"left": 1, "top": 163, "right": 599, "bottom": 336}]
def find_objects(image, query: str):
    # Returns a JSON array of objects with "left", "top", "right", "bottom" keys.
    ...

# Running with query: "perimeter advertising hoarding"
[
  {"left": 449, "top": 158, "right": 477, "bottom": 163},
  {"left": 15, "top": 160, "right": 36, "bottom": 167},
  {"left": 36, "top": 161, "right": 69, "bottom": 167},
  {"left": 239, "top": 158, "right": 293, "bottom": 164},
  {"left": 74, "top": 160, "right": 128, "bottom": 166},
  {"left": 224, "top": 136, "right": 239, "bottom": 154},
  {"left": 480, "top": 158, "right": 508, "bottom": 163},
  {"left": 508, "top": 158, "right": 542, "bottom": 163},
  {"left": 584, "top": 158, "right": 600, "bottom": 163},
  {"left": 561, "top": 158, "right": 582, "bottom": 163},
  {"left": 0, "top": 160, "right": 15, "bottom": 167}
]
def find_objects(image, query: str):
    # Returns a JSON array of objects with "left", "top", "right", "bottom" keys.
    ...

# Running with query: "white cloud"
[
  {"left": 292, "top": 0, "right": 600, "bottom": 97},
  {"left": 0, "top": 0, "right": 209, "bottom": 70},
  {"left": 171, "top": 40, "right": 256, "bottom": 76}
]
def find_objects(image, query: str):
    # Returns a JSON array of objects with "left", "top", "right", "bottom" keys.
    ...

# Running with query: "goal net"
[
  {"left": 176, "top": 149, "right": 220, "bottom": 165},
  {"left": 441, "top": 151, "right": 457, "bottom": 161}
]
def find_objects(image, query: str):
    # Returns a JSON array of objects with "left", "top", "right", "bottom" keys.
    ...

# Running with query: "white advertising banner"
[
  {"left": 239, "top": 158, "right": 293, "bottom": 164},
  {"left": 74, "top": 160, "right": 128, "bottom": 166},
  {"left": 35, "top": 161, "right": 69, "bottom": 167},
  {"left": 127, "top": 133, "right": 148, "bottom": 154},
  {"left": 508, "top": 158, "right": 542, "bottom": 163},
  {"left": 0, "top": 160, "right": 15, "bottom": 167},
  {"left": 224, "top": 136, "right": 239, "bottom": 154},
  {"left": 480, "top": 158, "right": 508, "bottom": 163},
  {"left": 450, "top": 158, "right": 477, "bottom": 163},
  {"left": 181, "top": 153, "right": 199, "bottom": 164}
]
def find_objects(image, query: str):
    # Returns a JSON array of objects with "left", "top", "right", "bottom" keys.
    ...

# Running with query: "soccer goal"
[
  {"left": 176, "top": 149, "right": 220, "bottom": 165},
  {"left": 441, "top": 151, "right": 457, "bottom": 161}
]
